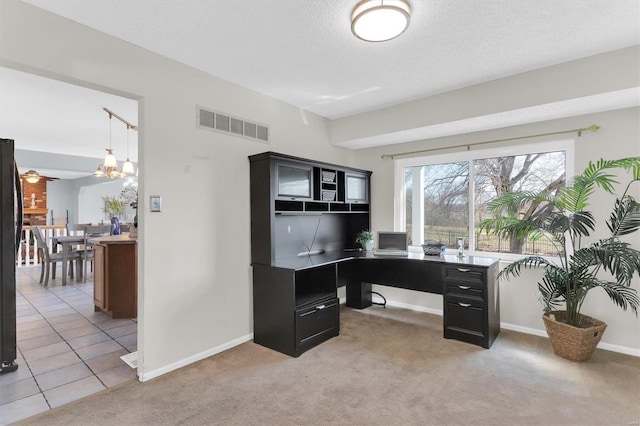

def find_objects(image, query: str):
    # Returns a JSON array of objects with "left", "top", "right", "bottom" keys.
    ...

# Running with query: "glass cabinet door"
[
  {"left": 276, "top": 162, "right": 313, "bottom": 199},
  {"left": 345, "top": 173, "right": 368, "bottom": 203}
]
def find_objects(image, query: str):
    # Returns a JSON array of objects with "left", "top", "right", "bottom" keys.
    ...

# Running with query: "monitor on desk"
[{"left": 374, "top": 231, "right": 408, "bottom": 256}]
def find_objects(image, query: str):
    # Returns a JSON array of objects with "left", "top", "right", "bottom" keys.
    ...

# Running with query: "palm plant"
[{"left": 479, "top": 157, "right": 640, "bottom": 327}]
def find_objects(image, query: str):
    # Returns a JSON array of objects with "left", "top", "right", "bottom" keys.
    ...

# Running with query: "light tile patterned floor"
[{"left": 0, "top": 266, "right": 137, "bottom": 425}]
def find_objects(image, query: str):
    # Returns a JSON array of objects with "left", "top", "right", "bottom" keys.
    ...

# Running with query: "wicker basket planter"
[{"left": 542, "top": 310, "right": 607, "bottom": 362}]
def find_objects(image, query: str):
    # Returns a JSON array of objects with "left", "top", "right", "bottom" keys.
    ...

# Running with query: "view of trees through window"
[{"left": 404, "top": 151, "right": 566, "bottom": 255}]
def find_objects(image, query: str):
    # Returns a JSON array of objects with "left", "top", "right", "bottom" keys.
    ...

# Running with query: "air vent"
[{"left": 197, "top": 106, "right": 270, "bottom": 144}]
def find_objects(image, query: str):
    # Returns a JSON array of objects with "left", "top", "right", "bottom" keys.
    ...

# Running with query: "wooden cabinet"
[
  {"left": 92, "top": 239, "right": 137, "bottom": 319},
  {"left": 442, "top": 265, "right": 499, "bottom": 348},
  {"left": 93, "top": 244, "right": 106, "bottom": 310}
]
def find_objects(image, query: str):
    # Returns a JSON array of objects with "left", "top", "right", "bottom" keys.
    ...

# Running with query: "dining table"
[{"left": 51, "top": 235, "right": 85, "bottom": 285}]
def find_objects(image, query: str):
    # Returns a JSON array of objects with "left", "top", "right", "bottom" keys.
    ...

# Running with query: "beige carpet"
[{"left": 20, "top": 306, "right": 640, "bottom": 425}]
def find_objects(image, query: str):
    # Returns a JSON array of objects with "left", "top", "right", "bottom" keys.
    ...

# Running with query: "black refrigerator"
[{"left": 0, "top": 138, "right": 21, "bottom": 374}]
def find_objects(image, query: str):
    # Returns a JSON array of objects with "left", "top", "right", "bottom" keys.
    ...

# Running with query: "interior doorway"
[{"left": 0, "top": 66, "right": 141, "bottom": 420}]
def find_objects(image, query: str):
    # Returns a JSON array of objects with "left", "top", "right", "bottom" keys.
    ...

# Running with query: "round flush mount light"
[
  {"left": 351, "top": 0, "right": 411, "bottom": 42},
  {"left": 23, "top": 170, "right": 41, "bottom": 184}
]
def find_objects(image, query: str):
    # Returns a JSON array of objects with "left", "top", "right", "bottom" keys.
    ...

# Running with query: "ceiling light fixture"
[
  {"left": 94, "top": 107, "right": 137, "bottom": 179},
  {"left": 22, "top": 170, "right": 41, "bottom": 184},
  {"left": 351, "top": 0, "right": 411, "bottom": 42},
  {"left": 121, "top": 124, "right": 135, "bottom": 175}
]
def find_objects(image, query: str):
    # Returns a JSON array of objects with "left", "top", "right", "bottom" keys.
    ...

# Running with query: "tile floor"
[{"left": 0, "top": 266, "right": 137, "bottom": 425}]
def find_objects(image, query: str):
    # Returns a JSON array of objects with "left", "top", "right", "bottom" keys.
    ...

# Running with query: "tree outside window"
[{"left": 400, "top": 142, "right": 569, "bottom": 256}]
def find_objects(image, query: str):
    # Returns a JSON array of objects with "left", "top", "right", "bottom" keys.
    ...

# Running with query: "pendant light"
[
  {"left": 93, "top": 165, "right": 105, "bottom": 177},
  {"left": 351, "top": 0, "right": 411, "bottom": 42},
  {"left": 94, "top": 107, "right": 137, "bottom": 179},
  {"left": 103, "top": 112, "right": 118, "bottom": 168},
  {"left": 121, "top": 124, "right": 135, "bottom": 175}
]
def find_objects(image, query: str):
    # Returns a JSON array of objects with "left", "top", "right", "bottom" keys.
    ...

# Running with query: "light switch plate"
[{"left": 150, "top": 195, "right": 162, "bottom": 212}]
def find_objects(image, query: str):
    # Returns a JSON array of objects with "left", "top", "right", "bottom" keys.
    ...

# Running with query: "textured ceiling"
[
  {"left": 21, "top": 0, "right": 640, "bottom": 119},
  {"left": 3, "top": 0, "right": 639, "bottom": 178}
]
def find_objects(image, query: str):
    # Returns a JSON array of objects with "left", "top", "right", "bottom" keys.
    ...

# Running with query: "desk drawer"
[
  {"left": 295, "top": 297, "right": 339, "bottom": 354},
  {"left": 444, "top": 297, "right": 488, "bottom": 347},
  {"left": 445, "top": 299, "right": 485, "bottom": 334},
  {"left": 443, "top": 266, "right": 485, "bottom": 285},
  {"left": 445, "top": 283, "right": 485, "bottom": 302}
]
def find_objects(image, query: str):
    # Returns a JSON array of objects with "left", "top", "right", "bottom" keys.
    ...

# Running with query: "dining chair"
[
  {"left": 79, "top": 225, "right": 112, "bottom": 282},
  {"left": 66, "top": 223, "right": 89, "bottom": 235},
  {"left": 66, "top": 223, "right": 90, "bottom": 251},
  {"left": 32, "top": 226, "right": 81, "bottom": 287}
]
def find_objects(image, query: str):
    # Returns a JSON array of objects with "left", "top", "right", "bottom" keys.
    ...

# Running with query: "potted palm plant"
[{"left": 479, "top": 157, "right": 640, "bottom": 361}]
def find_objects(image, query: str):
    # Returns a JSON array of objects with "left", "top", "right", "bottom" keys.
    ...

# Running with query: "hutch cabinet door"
[{"left": 345, "top": 172, "right": 368, "bottom": 203}]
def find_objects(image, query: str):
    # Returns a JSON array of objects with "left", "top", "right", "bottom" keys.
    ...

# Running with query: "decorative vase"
[
  {"left": 365, "top": 240, "right": 374, "bottom": 251},
  {"left": 111, "top": 216, "right": 120, "bottom": 235},
  {"left": 542, "top": 310, "right": 607, "bottom": 362}
]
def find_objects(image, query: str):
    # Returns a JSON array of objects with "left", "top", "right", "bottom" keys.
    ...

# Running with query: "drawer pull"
[
  {"left": 458, "top": 285, "right": 471, "bottom": 290},
  {"left": 458, "top": 302, "right": 472, "bottom": 307},
  {"left": 316, "top": 304, "right": 326, "bottom": 310},
  {"left": 457, "top": 268, "right": 470, "bottom": 272}
]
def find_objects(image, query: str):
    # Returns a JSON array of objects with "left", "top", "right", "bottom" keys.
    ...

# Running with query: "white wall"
[
  {"left": 46, "top": 179, "right": 75, "bottom": 224},
  {"left": 48, "top": 177, "right": 137, "bottom": 225},
  {"left": 349, "top": 107, "right": 640, "bottom": 353},
  {"left": 1, "top": 0, "right": 349, "bottom": 378},
  {"left": 78, "top": 179, "right": 137, "bottom": 225}
]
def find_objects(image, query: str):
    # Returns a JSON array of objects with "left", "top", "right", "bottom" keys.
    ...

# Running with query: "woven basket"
[{"left": 542, "top": 311, "right": 607, "bottom": 362}]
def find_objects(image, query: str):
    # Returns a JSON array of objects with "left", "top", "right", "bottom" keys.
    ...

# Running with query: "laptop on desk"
[{"left": 373, "top": 231, "right": 408, "bottom": 256}]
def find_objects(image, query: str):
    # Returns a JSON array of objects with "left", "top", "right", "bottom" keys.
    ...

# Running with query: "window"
[{"left": 395, "top": 140, "right": 574, "bottom": 258}]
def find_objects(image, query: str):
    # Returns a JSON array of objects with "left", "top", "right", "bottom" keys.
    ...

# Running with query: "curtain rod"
[
  {"left": 103, "top": 107, "right": 138, "bottom": 131},
  {"left": 381, "top": 124, "right": 600, "bottom": 160}
]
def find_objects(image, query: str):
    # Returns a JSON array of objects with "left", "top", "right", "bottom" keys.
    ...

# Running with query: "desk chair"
[
  {"left": 79, "top": 225, "right": 112, "bottom": 282},
  {"left": 32, "top": 226, "right": 80, "bottom": 287}
]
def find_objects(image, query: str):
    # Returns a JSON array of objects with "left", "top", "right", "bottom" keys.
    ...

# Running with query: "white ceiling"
[
  {"left": 2, "top": 0, "right": 639, "bottom": 178},
  {"left": 20, "top": 0, "right": 640, "bottom": 119},
  {"left": 0, "top": 66, "right": 138, "bottom": 178}
]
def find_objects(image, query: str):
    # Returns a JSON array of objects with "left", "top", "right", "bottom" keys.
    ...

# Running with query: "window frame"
[{"left": 394, "top": 139, "right": 575, "bottom": 261}]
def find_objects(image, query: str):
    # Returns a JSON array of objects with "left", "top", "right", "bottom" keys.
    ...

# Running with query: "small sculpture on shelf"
[{"left": 457, "top": 237, "right": 465, "bottom": 257}]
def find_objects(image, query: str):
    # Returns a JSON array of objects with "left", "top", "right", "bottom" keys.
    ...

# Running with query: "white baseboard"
[
  {"left": 500, "top": 322, "right": 547, "bottom": 337},
  {"left": 339, "top": 297, "right": 443, "bottom": 316},
  {"left": 340, "top": 297, "right": 640, "bottom": 357},
  {"left": 595, "top": 341, "right": 640, "bottom": 357},
  {"left": 384, "top": 299, "right": 443, "bottom": 316},
  {"left": 139, "top": 333, "right": 254, "bottom": 382},
  {"left": 500, "top": 322, "right": 640, "bottom": 357}
]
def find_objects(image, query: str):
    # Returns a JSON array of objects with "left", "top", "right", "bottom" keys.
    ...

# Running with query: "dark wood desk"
[
  {"left": 253, "top": 251, "right": 500, "bottom": 357},
  {"left": 249, "top": 152, "right": 500, "bottom": 357}
]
